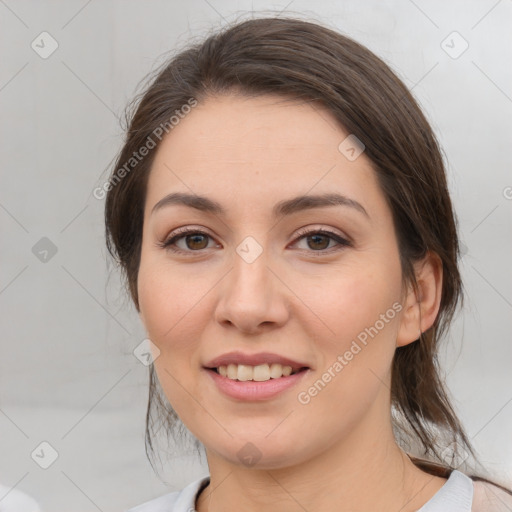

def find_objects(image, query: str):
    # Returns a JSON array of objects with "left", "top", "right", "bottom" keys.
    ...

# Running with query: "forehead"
[
  {"left": 154, "top": 93, "right": 352, "bottom": 163},
  {"left": 145, "top": 94, "right": 385, "bottom": 220}
]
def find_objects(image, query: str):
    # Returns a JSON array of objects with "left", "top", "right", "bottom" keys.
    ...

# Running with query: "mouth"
[
  {"left": 205, "top": 363, "right": 310, "bottom": 382},
  {"left": 203, "top": 363, "right": 311, "bottom": 401},
  {"left": 202, "top": 352, "right": 311, "bottom": 399}
]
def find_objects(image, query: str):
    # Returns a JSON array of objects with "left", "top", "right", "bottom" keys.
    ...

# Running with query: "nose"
[{"left": 214, "top": 241, "right": 289, "bottom": 334}]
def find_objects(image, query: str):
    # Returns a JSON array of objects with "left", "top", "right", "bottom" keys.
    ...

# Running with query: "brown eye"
[
  {"left": 158, "top": 228, "right": 216, "bottom": 254},
  {"left": 305, "top": 233, "right": 331, "bottom": 251},
  {"left": 293, "top": 228, "right": 351, "bottom": 254},
  {"left": 183, "top": 233, "right": 209, "bottom": 250}
]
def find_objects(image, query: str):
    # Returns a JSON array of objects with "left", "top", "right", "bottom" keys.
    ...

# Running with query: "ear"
[{"left": 396, "top": 251, "right": 443, "bottom": 347}]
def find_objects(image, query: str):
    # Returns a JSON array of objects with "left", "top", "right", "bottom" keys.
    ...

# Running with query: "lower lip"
[{"left": 204, "top": 368, "right": 310, "bottom": 401}]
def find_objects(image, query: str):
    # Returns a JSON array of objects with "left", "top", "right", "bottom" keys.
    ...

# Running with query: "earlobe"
[{"left": 396, "top": 252, "right": 443, "bottom": 347}]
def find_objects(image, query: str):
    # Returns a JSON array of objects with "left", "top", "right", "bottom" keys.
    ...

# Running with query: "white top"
[
  {"left": 0, "top": 484, "right": 42, "bottom": 512},
  {"left": 125, "top": 469, "right": 512, "bottom": 512}
]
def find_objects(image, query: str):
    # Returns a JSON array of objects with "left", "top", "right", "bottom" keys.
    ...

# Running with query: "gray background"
[{"left": 1, "top": 1, "right": 511, "bottom": 511}]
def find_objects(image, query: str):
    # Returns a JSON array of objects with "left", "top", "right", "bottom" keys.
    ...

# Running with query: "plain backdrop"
[{"left": 0, "top": 1, "right": 511, "bottom": 511}]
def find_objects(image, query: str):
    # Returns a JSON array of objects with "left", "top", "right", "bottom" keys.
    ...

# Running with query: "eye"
[
  {"left": 292, "top": 227, "right": 351, "bottom": 255},
  {"left": 157, "top": 227, "right": 217, "bottom": 254},
  {"left": 157, "top": 226, "right": 351, "bottom": 256}
]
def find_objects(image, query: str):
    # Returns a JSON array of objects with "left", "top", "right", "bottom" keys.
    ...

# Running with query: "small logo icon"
[
  {"left": 459, "top": 241, "right": 469, "bottom": 258},
  {"left": 32, "top": 237, "right": 58, "bottom": 262},
  {"left": 338, "top": 134, "right": 365, "bottom": 161},
  {"left": 441, "top": 31, "right": 469, "bottom": 59},
  {"left": 31, "top": 31, "right": 59, "bottom": 59},
  {"left": 133, "top": 338, "right": 160, "bottom": 366},
  {"left": 236, "top": 236, "right": 263, "bottom": 264},
  {"left": 31, "top": 441, "right": 59, "bottom": 469},
  {"left": 394, "top": 428, "right": 412, "bottom": 452},
  {"left": 237, "top": 442, "right": 262, "bottom": 467},
  {"left": 441, "top": 441, "right": 469, "bottom": 468}
]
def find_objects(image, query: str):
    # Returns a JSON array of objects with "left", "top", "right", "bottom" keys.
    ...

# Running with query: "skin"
[{"left": 137, "top": 93, "right": 446, "bottom": 512}]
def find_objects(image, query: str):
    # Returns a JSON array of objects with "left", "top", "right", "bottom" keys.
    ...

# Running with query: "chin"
[{"left": 210, "top": 434, "right": 307, "bottom": 470}]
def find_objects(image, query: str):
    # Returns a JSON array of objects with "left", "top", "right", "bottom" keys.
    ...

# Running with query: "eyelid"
[{"left": 293, "top": 225, "right": 351, "bottom": 245}]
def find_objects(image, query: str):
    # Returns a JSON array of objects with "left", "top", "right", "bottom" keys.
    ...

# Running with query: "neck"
[{"left": 196, "top": 405, "right": 447, "bottom": 512}]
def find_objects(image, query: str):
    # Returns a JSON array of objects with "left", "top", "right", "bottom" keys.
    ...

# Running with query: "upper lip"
[{"left": 203, "top": 351, "right": 310, "bottom": 371}]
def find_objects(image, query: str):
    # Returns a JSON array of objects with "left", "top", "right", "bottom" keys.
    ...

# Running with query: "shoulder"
[
  {"left": 125, "top": 476, "right": 210, "bottom": 512},
  {"left": 471, "top": 479, "right": 512, "bottom": 512}
]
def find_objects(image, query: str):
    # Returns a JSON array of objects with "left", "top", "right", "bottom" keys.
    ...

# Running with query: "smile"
[
  {"left": 204, "top": 366, "right": 310, "bottom": 401},
  {"left": 215, "top": 363, "right": 304, "bottom": 381}
]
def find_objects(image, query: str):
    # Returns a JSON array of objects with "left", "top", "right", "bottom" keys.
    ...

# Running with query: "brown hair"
[{"left": 104, "top": 16, "right": 511, "bottom": 493}]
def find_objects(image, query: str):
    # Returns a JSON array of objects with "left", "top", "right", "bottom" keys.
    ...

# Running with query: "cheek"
[
  {"left": 307, "top": 256, "right": 403, "bottom": 398},
  {"left": 137, "top": 251, "right": 207, "bottom": 341},
  {"left": 137, "top": 259, "right": 207, "bottom": 412},
  {"left": 299, "top": 275, "right": 401, "bottom": 435},
  {"left": 318, "top": 263, "right": 401, "bottom": 340},
  {"left": 137, "top": 261, "right": 203, "bottom": 388}
]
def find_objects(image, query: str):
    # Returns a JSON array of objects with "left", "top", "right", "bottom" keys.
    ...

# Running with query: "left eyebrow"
[
  {"left": 273, "top": 192, "right": 369, "bottom": 219},
  {"left": 151, "top": 192, "right": 369, "bottom": 219}
]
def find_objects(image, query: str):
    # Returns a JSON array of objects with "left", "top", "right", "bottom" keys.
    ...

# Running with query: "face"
[{"left": 137, "top": 94, "right": 406, "bottom": 469}]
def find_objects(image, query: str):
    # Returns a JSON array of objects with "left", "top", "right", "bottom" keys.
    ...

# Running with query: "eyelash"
[{"left": 157, "top": 226, "right": 352, "bottom": 256}]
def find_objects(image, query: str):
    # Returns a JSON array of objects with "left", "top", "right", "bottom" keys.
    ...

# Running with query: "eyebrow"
[{"left": 151, "top": 192, "right": 369, "bottom": 219}]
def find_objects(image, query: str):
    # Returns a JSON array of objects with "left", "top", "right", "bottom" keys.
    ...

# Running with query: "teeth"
[{"left": 216, "top": 363, "right": 295, "bottom": 381}]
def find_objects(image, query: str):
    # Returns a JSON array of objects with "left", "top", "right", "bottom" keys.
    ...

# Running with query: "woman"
[{"left": 104, "top": 16, "right": 512, "bottom": 512}]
